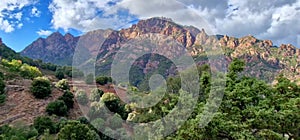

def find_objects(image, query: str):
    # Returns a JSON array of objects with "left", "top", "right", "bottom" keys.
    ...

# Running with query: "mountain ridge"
[{"left": 19, "top": 17, "right": 300, "bottom": 83}]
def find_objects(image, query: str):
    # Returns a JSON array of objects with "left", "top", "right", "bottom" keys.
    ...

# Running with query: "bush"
[
  {"left": 8, "top": 59, "right": 22, "bottom": 72},
  {"left": 55, "top": 70, "right": 65, "bottom": 80},
  {"left": 55, "top": 79, "right": 70, "bottom": 90},
  {"left": 30, "top": 77, "right": 52, "bottom": 99},
  {"left": 0, "top": 94, "right": 6, "bottom": 104},
  {"left": 58, "top": 90, "right": 74, "bottom": 109},
  {"left": 46, "top": 100, "right": 68, "bottom": 116},
  {"left": 0, "top": 77, "right": 5, "bottom": 95},
  {"left": 0, "top": 72, "right": 4, "bottom": 80},
  {"left": 76, "top": 90, "right": 88, "bottom": 105},
  {"left": 0, "top": 124, "right": 38, "bottom": 139},
  {"left": 85, "top": 73, "right": 94, "bottom": 85},
  {"left": 57, "top": 121, "right": 99, "bottom": 140},
  {"left": 19, "top": 64, "right": 42, "bottom": 79},
  {"left": 88, "top": 102, "right": 108, "bottom": 120},
  {"left": 109, "top": 114, "right": 123, "bottom": 129},
  {"left": 91, "top": 118, "right": 105, "bottom": 130},
  {"left": 101, "top": 93, "right": 127, "bottom": 119},
  {"left": 89, "top": 88, "right": 104, "bottom": 102},
  {"left": 33, "top": 116, "right": 56, "bottom": 134},
  {"left": 96, "top": 76, "right": 112, "bottom": 85}
]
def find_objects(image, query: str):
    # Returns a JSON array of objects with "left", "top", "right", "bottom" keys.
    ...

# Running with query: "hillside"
[
  {"left": 21, "top": 33, "right": 79, "bottom": 65},
  {"left": 0, "top": 34, "right": 299, "bottom": 139},
  {"left": 21, "top": 17, "right": 299, "bottom": 84}
]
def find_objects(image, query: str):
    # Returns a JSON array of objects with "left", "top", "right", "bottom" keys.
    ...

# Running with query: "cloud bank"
[
  {"left": 36, "top": 29, "right": 52, "bottom": 36},
  {"left": 0, "top": 0, "right": 299, "bottom": 47},
  {"left": 47, "top": 0, "right": 300, "bottom": 47},
  {"left": 0, "top": 0, "right": 37, "bottom": 32}
]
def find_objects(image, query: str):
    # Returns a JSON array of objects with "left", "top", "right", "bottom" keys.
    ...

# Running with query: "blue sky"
[{"left": 0, "top": 0, "right": 300, "bottom": 52}]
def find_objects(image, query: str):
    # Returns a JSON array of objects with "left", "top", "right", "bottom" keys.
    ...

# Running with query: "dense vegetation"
[
  {"left": 0, "top": 58, "right": 299, "bottom": 139},
  {"left": 0, "top": 72, "right": 6, "bottom": 104},
  {"left": 1, "top": 59, "right": 42, "bottom": 79},
  {"left": 30, "top": 77, "right": 52, "bottom": 99}
]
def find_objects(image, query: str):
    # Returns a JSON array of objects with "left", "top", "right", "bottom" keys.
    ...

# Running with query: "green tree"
[
  {"left": 58, "top": 90, "right": 74, "bottom": 109},
  {"left": 46, "top": 100, "right": 68, "bottom": 116},
  {"left": 55, "top": 70, "right": 65, "bottom": 80},
  {"left": 88, "top": 101, "right": 108, "bottom": 121},
  {"left": 101, "top": 92, "right": 127, "bottom": 119},
  {"left": 55, "top": 79, "right": 70, "bottom": 90},
  {"left": 85, "top": 73, "right": 94, "bottom": 85},
  {"left": 57, "top": 121, "right": 99, "bottom": 140},
  {"left": 89, "top": 88, "right": 104, "bottom": 102},
  {"left": 33, "top": 116, "right": 56, "bottom": 134},
  {"left": 76, "top": 90, "right": 88, "bottom": 105},
  {"left": 0, "top": 123, "right": 38, "bottom": 140},
  {"left": 30, "top": 77, "right": 52, "bottom": 99},
  {"left": 0, "top": 73, "right": 5, "bottom": 94},
  {"left": 0, "top": 76, "right": 6, "bottom": 104},
  {"left": 0, "top": 94, "right": 6, "bottom": 104},
  {"left": 96, "top": 76, "right": 111, "bottom": 85},
  {"left": 108, "top": 113, "right": 123, "bottom": 129}
]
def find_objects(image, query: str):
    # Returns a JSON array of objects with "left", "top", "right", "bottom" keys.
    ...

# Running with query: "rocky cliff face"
[
  {"left": 21, "top": 32, "right": 79, "bottom": 65},
  {"left": 21, "top": 17, "right": 300, "bottom": 83}
]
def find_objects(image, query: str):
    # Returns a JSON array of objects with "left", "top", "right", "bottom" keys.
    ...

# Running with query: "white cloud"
[
  {"left": 37, "top": 29, "right": 53, "bottom": 36},
  {"left": 17, "top": 23, "right": 23, "bottom": 29},
  {"left": 0, "top": 0, "right": 35, "bottom": 32},
  {"left": 48, "top": 0, "right": 133, "bottom": 32},
  {"left": 0, "top": 18, "right": 14, "bottom": 32},
  {"left": 48, "top": 0, "right": 300, "bottom": 47},
  {"left": 218, "top": 0, "right": 300, "bottom": 46},
  {"left": 31, "top": 7, "right": 41, "bottom": 17}
]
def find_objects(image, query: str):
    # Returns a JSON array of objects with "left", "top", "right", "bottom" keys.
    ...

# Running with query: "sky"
[{"left": 0, "top": 0, "right": 300, "bottom": 52}]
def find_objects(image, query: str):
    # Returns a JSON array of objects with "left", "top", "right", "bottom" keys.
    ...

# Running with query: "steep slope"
[
  {"left": 0, "top": 38, "right": 23, "bottom": 61},
  {"left": 21, "top": 32, "right": 79, "bottom": 65},
  {"left": 21, "top": 17, "right": 300, "bottom": 84}
]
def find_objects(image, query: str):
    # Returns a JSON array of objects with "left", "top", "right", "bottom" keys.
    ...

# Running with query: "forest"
[{"left": 0, "top": 56, "right": 299, "bottom": 140}]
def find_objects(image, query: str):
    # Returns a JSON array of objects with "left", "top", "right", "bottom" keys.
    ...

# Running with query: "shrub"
[
  {"left": 19, "top": 64, "right": 42, "bottom": 79},
  {"left": 55, "top": 79, "right": 70, "bottom": 90},
  {"left": 55, "top": 70, "right": 65, "bottom": 80},
  {"left": 0, "top": 72, "right": 4, "bottom": 80},
  {"left": 91, "top": 118, "right": 105, "bottom": 130},
  {"left": 58, "top": 90, "right": 74, "bottom": 109},
  {"left": 57, "top": 121, "right": 99, "bottom": 140},
  {"left": 0, "top": 77, "right": 5, "bottom": 95},
  {"left": 0, "top": 123, "right": 38, "bottom": 139},
  {"left": 33, "top": 116, "right": 56, "bottom": 134},
  {"left": 109, "top": 114, "right": 123, "bottom": 129},
  {"left": 46, "top": 100, "right": 68, "bottom": 116},
  {"left": 30, "top": 77, "right": 52, "bottom": 99},
  {"left": 76, "top": 90, "right": 88, "bottom": 105},
  {"left": 85, "top": 73, "right": 94, "bottom": 85},
  {"left": 96, "top": 76, "right": 112, "bottom": 85},
  {"left": 88, "top": 102, "right": 108, "bottom": 120},
  {"left": 89, "top": 88, "right": 104, "bottom": 102},
  {"left": 0, "top": 94, "right": 6, "bottom": 104},
  {"left": 8, "top": 59, "right": 22, "bottom": 72},
  {"left": 101, "top": 93, "right": 127, "bottom": 119}
]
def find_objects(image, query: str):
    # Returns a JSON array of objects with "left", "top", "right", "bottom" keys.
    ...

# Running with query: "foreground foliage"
[{"left": 30, "top": 77, "right": 52, "bottom": 99}]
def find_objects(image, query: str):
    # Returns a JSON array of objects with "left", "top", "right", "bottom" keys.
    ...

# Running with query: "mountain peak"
[
  {"left": 0, "top": 37, "right": 2, "bottom": 45},
  {"left": 48, "top": 32, "right": 63, "bottom": 38},
  {"left": 64, "top": 33, "right": 73, "bottom": 37}
]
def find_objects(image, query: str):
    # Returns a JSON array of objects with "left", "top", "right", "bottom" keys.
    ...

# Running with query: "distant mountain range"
[{"left": 17, "top": 17, "right": 300, "bottom": 84}]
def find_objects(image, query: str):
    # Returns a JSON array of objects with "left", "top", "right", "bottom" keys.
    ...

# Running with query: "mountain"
[
  {"left": 21, "top": 32, "right": 79, "bottom": 65},
  {"left": 20, "top": 17, "right": 300, "bottom": 84}
]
